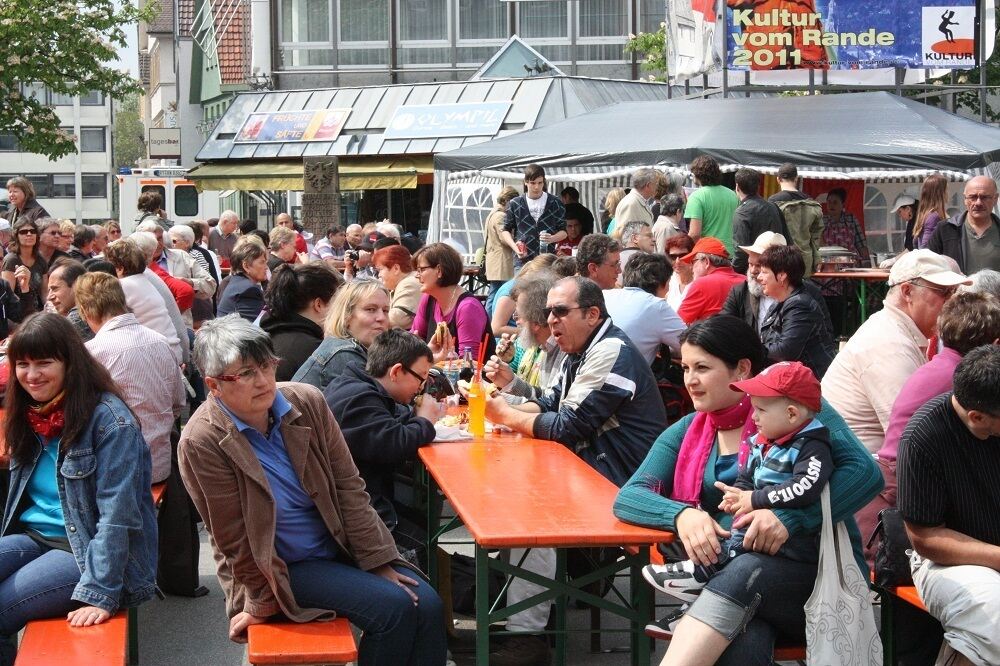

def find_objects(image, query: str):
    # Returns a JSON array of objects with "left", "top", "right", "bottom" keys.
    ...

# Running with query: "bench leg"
[
  {"left": 127, "top": 606, "right": 138, "bottom": 666},
  {"left": 553, "top": 550, "right": 567, "bottom": 666},
  {"left": 881, "top": 590, "right": 896, "bottom": 666}
]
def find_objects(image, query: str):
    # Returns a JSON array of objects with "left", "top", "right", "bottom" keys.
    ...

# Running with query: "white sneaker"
[{"left": 641, "top": 562, "right": 706, "bottom": 604}]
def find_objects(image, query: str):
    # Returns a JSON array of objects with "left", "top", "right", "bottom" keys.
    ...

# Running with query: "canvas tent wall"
[{"left": 430, "top": 92, "right": 1000, "bottom": 255}]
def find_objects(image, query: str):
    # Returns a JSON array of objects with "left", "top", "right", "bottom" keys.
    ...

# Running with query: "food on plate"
[
  {"left": 436, "top": 412, "right": 469, "bottom": 428},
  {"left": 432, "top": 321, "right": 449, "bottom": 347}
]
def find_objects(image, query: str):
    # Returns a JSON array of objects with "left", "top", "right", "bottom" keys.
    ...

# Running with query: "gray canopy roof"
[{"left": 434, "top": 92, "right": 1000, "bottom": 174}]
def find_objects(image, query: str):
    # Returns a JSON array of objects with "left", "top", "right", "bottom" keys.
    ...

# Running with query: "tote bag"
[{"left": 804, "top": 486, "right": 883, "bottom": 665}]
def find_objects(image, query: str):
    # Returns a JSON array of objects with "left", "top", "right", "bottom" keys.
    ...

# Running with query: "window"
[
  {"left": 518, "top": 1, "right": 568, "bottom": 39},
  {"left": 82, "top": 174, "right": 108, "bottom": 198},
  {"left": 175, "top": 185, "right": 199, "bottom": 216},
  {"left": 27, "top": 175, "right": 50, "bottom": 198},
  {"left": 863, "top": 186, "right": 892, "bottom": 255},
  {"left": 340, "top": 0, "right": 388, "bottom": 41},
  {"left": 399, "top": 0, "right": 448, "bottom": 41},
  {"left": 0, "top": 133, "right": 18, "bottom": 151},
  {"left": 79, "top": 90, "right": 104, "bottom": 105},
  {"left": 80, "top": 128, "right": 106, "bottom": 152},
  {"left": 281, "top": 0, "right": 330, "bottom": 42},
  {"left": 52, "top": 174, "right": 75, "bottom": 198},
  {"left": 640, "top": 0, "right": 665, "bottom": 34},
  {"left": 280, "top": 48, "right": 335, "bottom": 66},
  {"left": 50, "top": 90, "right": 75, "bottom": 106},
  {"left": 579, "top": 0, "right": 627, "bottom": 38},
  {"left": 22, "top": 83, "right": 46, "bottom": 102},
  {"left": 459, "top": 0, "right": 507, "bottom": 40}
]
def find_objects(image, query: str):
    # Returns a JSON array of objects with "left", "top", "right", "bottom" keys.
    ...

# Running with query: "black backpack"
[{"left": 421, "top": 292, "right": 497, "bottom": 360}]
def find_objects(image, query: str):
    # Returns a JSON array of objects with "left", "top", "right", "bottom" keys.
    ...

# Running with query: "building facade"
[{"left": 0, "top": 86, "right": 114, "bottom": 223}]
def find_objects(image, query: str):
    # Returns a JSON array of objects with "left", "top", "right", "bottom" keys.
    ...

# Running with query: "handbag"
[
  {"left": 805, "top": 486, "right": 883, "bottom": 665},
  {"left": 866, "top": 507, "right": 913, "bottom": 588}
]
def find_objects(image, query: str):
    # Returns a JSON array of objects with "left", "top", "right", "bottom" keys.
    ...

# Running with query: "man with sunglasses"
[
  {"left": 822, "top": 250, "right": 971, "bottom": 454},
  {"left": 324, "top": 328, "right": 445, "bottom": 570},
  {"left": 484, "top": 276, "right": 666, "bottom": 664},
  {"left": 928, "top": 175, "right": 1000, "bottom": 274}
]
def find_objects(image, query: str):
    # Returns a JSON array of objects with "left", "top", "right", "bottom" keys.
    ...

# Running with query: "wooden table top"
[
  {"left": 812, "top": 270, "right": 891, "bottom": 281},
  {"left": 419, "top": 433, "right": 670, "bottom": 549}
]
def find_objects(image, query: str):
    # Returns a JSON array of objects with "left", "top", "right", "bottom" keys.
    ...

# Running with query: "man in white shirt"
[
  {"left": 137, "top": 222, "right": 217, "bottom": 326},
  {"left": 822, "top": 250, "right": 970, "bottom": 453},
  {"left": 604, "top": 252, "right": 685, "bottom": 364}
]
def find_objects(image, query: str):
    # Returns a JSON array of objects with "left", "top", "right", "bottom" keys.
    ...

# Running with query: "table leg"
[
  {"left": 425, "top": 470, "right": 439, "bottom": 587},
  {"left": 475, "top": 545, "right": 491, "bottom": 666},
  {"left": 554, "top": 549, "right": 567, "bottom": 666},
  {"left": 859, "top": 279, "right": 868, "bottom": 323},
  {"left": 629, "top": 554, "right": 651, "bottom": 666}
]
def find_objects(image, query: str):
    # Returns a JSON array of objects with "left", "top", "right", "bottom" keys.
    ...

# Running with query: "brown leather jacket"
[{"left": 178, "top": 382, "right": 400, "bottom": 621}]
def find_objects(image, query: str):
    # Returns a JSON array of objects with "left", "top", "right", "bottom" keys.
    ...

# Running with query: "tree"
[
  {"left": 624, "top": 23, "right": 668, "bottom": 82},
  {"left": 0, "top": 0, "right": 154, "bottom": 160},
  {"left": 113, "top": 93, "right": 145, "bottom": 169}
]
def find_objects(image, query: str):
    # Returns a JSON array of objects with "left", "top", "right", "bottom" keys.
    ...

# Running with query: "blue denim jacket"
[
  {"left": 289, "top": 336, "right": 367, "bottom": 393},
  {"left": 2, "top": 393, "right": 158, "bottom": 613}
]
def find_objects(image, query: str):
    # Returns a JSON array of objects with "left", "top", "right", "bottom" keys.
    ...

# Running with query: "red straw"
[{"left": 476, "top": 331, "right": 490, "bottom": 371}]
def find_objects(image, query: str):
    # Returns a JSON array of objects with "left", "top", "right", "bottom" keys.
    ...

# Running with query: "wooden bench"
[
  {"left": 247, "top": 619, "right": 357, "bottom": 666},
  {"left": 14, "top": 612, "right": 128, "bottom": 666}
]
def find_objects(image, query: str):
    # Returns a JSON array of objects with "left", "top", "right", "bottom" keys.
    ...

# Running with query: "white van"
[{"left": 117, "top": 168, "right": 221, "bottom": 234}]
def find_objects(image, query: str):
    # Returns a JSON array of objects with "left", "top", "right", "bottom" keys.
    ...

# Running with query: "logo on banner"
[{"left": 922, "top": 6, "right": 976, "bottom": 66}]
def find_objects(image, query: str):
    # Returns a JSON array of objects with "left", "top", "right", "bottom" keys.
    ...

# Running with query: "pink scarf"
[{"left": 669, "top": 395, "right": 757, "bottom": 507}]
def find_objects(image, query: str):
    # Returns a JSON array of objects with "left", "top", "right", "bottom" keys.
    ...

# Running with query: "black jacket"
[
  {"left": 260, "top": 312, "right": 324, "bottom": 382},
  {"left": 732, "top": 195, "right": 791, "bottom": 274},
  {"left": 217, "top": 274, "right": 264, "bottom": 322},
  {"left": 722, "top": 278, "right": 832, "bottom": 338},
  {"left": 323, "top": 365, "right": 435, "bottom": 531},
  {"left": 759, "top": 287, "right": 837, "bottom": 379},
  {"left": 927, "top": 211, "right": 1000, "bottom": 273}
]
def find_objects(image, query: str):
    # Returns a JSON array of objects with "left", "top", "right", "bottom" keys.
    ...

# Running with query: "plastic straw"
[{"left": 476, "top": 331, "right": 490, "bottom": 372}]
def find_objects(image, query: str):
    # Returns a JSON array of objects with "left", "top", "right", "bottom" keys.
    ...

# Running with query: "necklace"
[{"left": 439, "top": 285, "right": 462, "bottom": 314}]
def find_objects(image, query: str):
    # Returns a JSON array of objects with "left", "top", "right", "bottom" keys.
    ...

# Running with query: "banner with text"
[
  {"left": 725, "top": 0, "right": 979, "bottom": 71},
  {"left": 235, "top": 109, "right": 352, "bottom": 143}
]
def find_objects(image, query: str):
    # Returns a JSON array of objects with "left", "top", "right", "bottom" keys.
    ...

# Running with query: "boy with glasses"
[{"left": 323, "top": 328, "right": 445, "bottom": 569}]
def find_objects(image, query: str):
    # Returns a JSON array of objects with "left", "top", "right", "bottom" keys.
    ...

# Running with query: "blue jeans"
[
  {"left": 685, "top": 551, "right": 817, "bottom": 666},
  {"left": 484, "top": 281, "right": 506, "bottom": 313},
  {"left": 287, "top": 560, "right": 447, "bottom": 666},
  {"left": 0, "top": 534, "right": 82, "bottom": 666}
]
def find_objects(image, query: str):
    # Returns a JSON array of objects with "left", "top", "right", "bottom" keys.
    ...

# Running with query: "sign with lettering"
[
  {"left": 384, "top": 102, "right": 512, "bottom": 140},
  {"left": 234, "top": 109, "right": 352, "bottom": 143},
  {"left": 148, "top": 128, "right": 181, "bottom": 158},
  {"left": 724, "top": 0, "right": 980, "bottom": 71}
]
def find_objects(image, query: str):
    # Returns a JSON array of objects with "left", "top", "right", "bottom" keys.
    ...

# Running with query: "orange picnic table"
[{"left": 419, "top": 432, "right": 670, "bottom": 666}]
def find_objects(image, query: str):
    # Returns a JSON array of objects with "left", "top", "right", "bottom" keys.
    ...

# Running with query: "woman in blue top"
[
  {"left": 0, "top": 313, "right": 157, "bottom": 665},
  {"left": 614, "top": 315, "right": 882, "bottom": 666}
]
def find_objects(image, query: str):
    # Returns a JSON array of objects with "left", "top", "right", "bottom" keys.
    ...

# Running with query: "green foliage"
[
  {"left": 0, "top": 0, "right": 154, "bottom": 160},
  {"left": 624, "top": 24, "right": 668, "bottom": 82},
  {"left": 113, "top": 92, "right": 145, "bottom": 169}
]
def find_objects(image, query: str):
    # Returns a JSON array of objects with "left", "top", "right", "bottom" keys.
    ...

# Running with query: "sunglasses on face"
[
  {"left": 17, "top": 229, "right": 37, "bottom": 236},
  {"left": 543, "top": 305, "right": 585, "bottom": 319}
]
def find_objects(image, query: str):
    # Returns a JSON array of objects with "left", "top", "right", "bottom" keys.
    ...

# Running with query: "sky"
[{"left": 112, "top": 1, "right": 140, "bottom": 77}]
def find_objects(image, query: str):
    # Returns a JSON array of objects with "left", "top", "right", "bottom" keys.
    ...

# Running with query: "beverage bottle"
[
  {"left": 459, "top": 346, "right": 474, "bottom": 382},
  {"left": 445, "top": 348, "right": 460, "bottom": 388},
  {"left": 467, "top": 367, "right": 487, "bottom": 438}
]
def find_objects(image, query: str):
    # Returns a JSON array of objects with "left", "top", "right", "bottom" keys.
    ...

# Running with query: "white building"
[{"left": 0, "top": 85, "right": 114, "bottom": 223}]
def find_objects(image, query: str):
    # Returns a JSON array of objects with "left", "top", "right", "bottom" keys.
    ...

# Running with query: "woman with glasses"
[
  {"left": 665, "top": 233, "right": 696, "bottom": 313},
  {"left": 3, "top": 177, "right": 48, "bottom": 227},
  {"left": 291, "top": 279, "right": 390, "bottom": 392},
  {"left": 180, "top": 316, "right": 446, "bottom": 665},
  {"left": 410, "top": 242, "right": 491, "bottom": 361},
  {"left": 102, "top": 220, "right": 122, "bottom": 243},
  {"left": 0, "top": 313, "right": 157, "bottom": 665},
  {"left": 2, "top": 219, "right": 47, "bottom": 316},
  {"left": 324, "top": 329, "right": 446, "bottom": 571}
]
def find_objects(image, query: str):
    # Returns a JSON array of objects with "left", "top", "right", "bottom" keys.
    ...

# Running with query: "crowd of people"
[{"left": 0, "top": 158, "right": 997, "bottom": 666}]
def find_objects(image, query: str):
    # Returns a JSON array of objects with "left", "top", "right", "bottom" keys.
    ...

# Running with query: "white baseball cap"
[
  {"left": 891, "top": 195, "right": 917, "bottom": 213},
  {"left": 887, "top": 249, "right": 971, "bottom": 287},
  {"left": 0, "top": 219, "right": 10, "bottom": 232},
  {"left": 738, "top": 231, "right": 787, "bottom": 255}
]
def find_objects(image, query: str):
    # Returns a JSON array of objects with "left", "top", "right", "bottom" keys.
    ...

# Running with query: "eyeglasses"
[
  {"left": 543, "top": 305, "right": 586, "bottom": 319},
  {"left": 402, "top": 365, "right": 427, "bottom": 391},
  {"left": 416, "top": 265, "right": 436, "bottom": 273},
  {"left": 964, "top": 194, "right": 997, "bottom": 202},
  {"left": 668, "top": 253, "right": 687, "bottom": 261},
  {"left": 17, "top": 229, "right": 37, "bottom": 236},
  {"left": 211, "top": 360, "right": 279, "bottom": 384},
  {"left": 909, "top": 280, "right": 957, "bottom": 298}
]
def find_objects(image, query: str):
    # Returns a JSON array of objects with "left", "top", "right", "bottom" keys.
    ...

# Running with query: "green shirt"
[
  {"left": 686, "top": 185, "right": 739, "bottom": 255},
  {"left": 963, "top": 221, "right": 1000, "bottom": 274}
]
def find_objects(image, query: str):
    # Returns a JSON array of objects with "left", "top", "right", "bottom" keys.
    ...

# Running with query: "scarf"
[
  {"left": 669, "top": 394, "right": 757, "bottom": 507},
  {"left": 26, "top": 390, "right": 67, "bottom": 439}
]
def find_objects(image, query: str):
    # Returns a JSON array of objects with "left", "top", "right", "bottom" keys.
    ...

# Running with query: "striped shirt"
[
  {"left": 898, "top": 393, "right": 1000, "bottom": 547},
  {"left": 87, "top": 313, "right": 187, "bottom": 483}
]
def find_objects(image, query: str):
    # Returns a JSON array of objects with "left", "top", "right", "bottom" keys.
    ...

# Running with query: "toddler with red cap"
[{"left": 643, "top": 361, "right": 834, "bottom": 603}]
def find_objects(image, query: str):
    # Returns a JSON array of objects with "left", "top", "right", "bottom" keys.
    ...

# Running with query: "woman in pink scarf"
[{"left": 614, "top": 315, "right": 882, "bottom": 666}]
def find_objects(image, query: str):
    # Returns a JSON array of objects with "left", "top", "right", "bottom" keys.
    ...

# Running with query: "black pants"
[{"left": 156, "top": 424, "right": 201, "bottom": 596}]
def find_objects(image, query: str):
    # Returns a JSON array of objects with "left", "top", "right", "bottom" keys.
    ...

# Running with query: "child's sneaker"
[
  {"left": 641, "top": 562, "right": 705, "bottom": 603},
  {"left": 644, "top": 604, "right": 688, "bottom": 640}
]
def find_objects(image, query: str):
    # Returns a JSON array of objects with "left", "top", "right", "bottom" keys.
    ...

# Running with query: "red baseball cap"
[
  {"left": 680, "top": 237, "right": 729, "bottom": 264},
  {"left": 729, "top": 361, "right": 821, "bottom": 412}
]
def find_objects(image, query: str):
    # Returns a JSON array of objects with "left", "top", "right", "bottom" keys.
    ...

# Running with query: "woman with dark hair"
[
  {"left": 756, "top": 245, "right": 837, "bottom": 378},
  {"left": 260, "top": 263, "right": 343, "bottom": 381},
  {"left": 665, "top": 233, "right": 696, "bottom": 313},
  {"left": 3, "top": 177, "right": 49, "bottom": 227},
  {"left": 614, "top": 315, "right": 881, "bottom": 662},
  {"left": 1, "top": 219, "right": 47, "bottom": 316},
  {"left": 410, "top": 242, "right": 491, "bottom": 361},
  {"left": 217, "top": 237, "right": 268, "bottom": 322},
  {"left": 0, "top": 313, "right": 157, "bottom": 665}
]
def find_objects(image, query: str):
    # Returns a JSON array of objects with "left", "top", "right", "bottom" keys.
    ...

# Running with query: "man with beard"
[{"left": 722, "top": 231, "right": 831, "bottom": 336}]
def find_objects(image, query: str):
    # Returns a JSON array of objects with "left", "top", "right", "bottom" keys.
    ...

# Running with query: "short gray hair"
[
  {"left": 375, "top": 221, "right": 400, "bottom": 239},
  {"left": 130, "top": 231, "right": 158, "bottom": 260},
  {"left": 219, "top": 210, "right": 239, "bottom": 225},
  {"left": 193, "top": 314, "right": 279, "bottom": 378},
  {"left": 631, "top": 168, "right": 659, "bottom": 190},
  {"left": 512, "top": 272, "right": 557, "bottom": 327},
  {"left": 168, "top": 225, "right": 195, "bottom": 245},
  {"left": 621, "top": 221, "right": 650, "bottom": 246},
  {"left": 135, "top": 220, "right": 162, "bottom": 234},
  {"left": 966, "top": 269, "right": 1000, "bottom": 301}
]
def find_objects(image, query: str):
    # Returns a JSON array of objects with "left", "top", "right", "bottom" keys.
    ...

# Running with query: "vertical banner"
[
  {"left": 723, "top": 0, "right": 979, "bottom": 71},
  {"left": 666, "top": 0, "right": 725, "bottom": 81}
]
